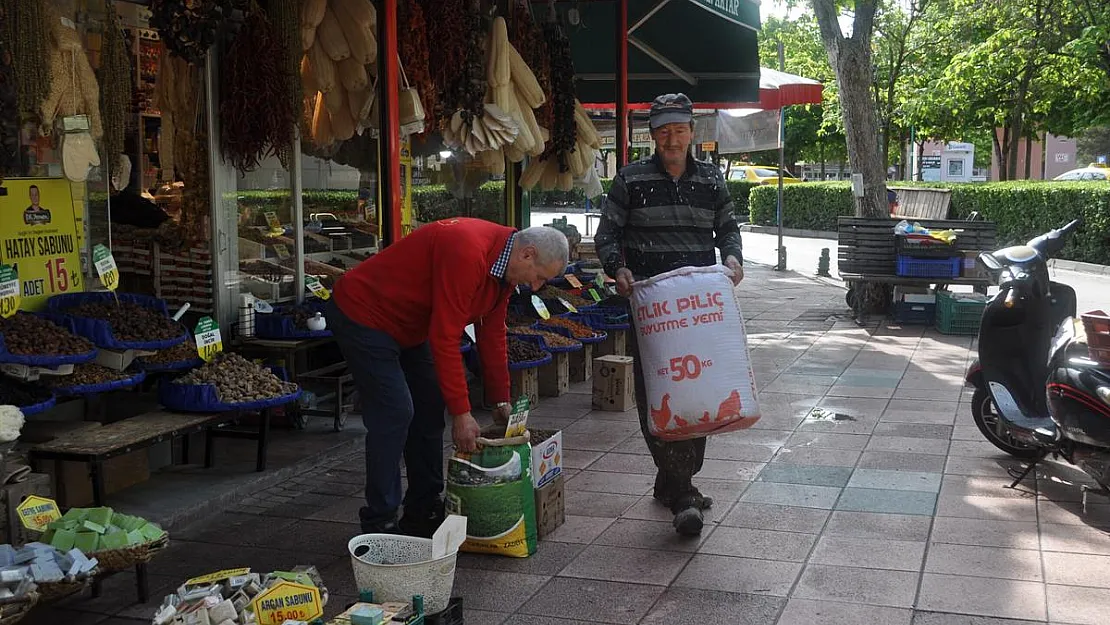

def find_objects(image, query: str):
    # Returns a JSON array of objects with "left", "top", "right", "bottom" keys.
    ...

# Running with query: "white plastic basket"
[{"left": 347, "top": 533, "right": 458, "bottom": 614}]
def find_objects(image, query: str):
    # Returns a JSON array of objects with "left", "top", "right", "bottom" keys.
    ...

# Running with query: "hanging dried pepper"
[
  {"left": 0, "top": 27, "right": 19, "bottom": 175},
  {"left": 422, "top": 0, "right": 469, "bottom": 127},
  {"left": 511, "top": 0, "right": 552, "bottom": 129},
  {"left": 0, "top": 0, "right": 51, "bottom": 117},
  {"left": 99, "top": 1, "right": 134, "bottom": 169},
  {"left": 218, "top": 3, "right": 297, "bottom": 173},
  {"left": 545, "top": 20, "right": 576, "bottom": 173},
  {"left": 399, "top": 0, "right": 435, "bottom": 134}
]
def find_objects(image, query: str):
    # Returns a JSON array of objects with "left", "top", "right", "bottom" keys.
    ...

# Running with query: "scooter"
[{"left": 964, "top": 218, "right": 1110, "bottom": 502}]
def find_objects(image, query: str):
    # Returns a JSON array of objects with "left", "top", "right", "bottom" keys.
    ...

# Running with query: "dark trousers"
[
  {"left": 325, "top": 300, "right": 447, "bottom": 528},
  {"left": 628, "top": 317, "right": 707, "bottom": 509}
]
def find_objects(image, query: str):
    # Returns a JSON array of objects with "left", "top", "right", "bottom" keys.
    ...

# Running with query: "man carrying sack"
[
  {"left": 327, "top": 218, "right": 569, "bottom": 536},
  {"left": 595, "top": 93, "right": 745, "bottom": 536}
]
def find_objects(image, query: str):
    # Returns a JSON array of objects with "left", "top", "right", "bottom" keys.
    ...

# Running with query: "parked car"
[
  {"left": 726, "top": 165, "right": 803, "bottom": 185},
  {"left": 1052, "top": 163, "right": 1109, "bottom": 181}
]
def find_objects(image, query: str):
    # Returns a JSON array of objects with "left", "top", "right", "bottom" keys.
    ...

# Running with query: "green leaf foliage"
[{"left": 749, "top": 181, "right": 1110, "bottom": 263}]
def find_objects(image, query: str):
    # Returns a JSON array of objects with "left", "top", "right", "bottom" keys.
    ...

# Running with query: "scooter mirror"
[{"left": 978, "top": 252, "right": 1003, "bottom": 271}]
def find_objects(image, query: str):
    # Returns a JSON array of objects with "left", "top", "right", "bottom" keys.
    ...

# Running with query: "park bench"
[
  {"left": 889, "top": 186, "right": 952, "bottom": 220},
  {"left": 837, "top": 216, "right": 997, "bottom": 321}
]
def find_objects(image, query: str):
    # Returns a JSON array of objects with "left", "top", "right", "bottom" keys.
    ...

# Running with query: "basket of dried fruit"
[
  {"left": 508, "top": 336, "right": 552, "bottom": 370},
  {"left": 537, "top": 315, "right": 607, "bottom": 344},
  {"left": 0, "top": 377, "right": 55, "bottom": 416},
  {"left": 39, "top": 364, "right": 147, "bottom": 397},
  {"left": 0, "top": 312, "right": 98, "bottom": 367},
  {"left": 507, "top": 327, "right": 582, "bottom": 353},
  {"left": 159, "top": 353, "right": 301, "bottom": 412},
  {"left": 135, "top": 341, "right": 203, "bottom": 372},
  {"left": 47, "top": 292, "right": 189, "bottom": 351}
]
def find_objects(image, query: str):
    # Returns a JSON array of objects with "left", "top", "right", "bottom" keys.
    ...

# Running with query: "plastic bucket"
[{"left": 347, "top": 533, "right": 458, "bottom": 614}]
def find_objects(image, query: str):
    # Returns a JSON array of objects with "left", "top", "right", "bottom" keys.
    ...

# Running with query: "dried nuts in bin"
[
  {"left": 175, "top": 352, "right": 297, "bottom": 404},
  {"left": 508, "top": 338, "right": 548, "bottom": 364},
  {"left": 66, "top": 302, "right": 183, "bottom": 342},
  {"left": 40, "top": 364, "right": 132, "bottom": 388},
  {"left": 0, "top": 313, "right": 94, "bottom": 356}
]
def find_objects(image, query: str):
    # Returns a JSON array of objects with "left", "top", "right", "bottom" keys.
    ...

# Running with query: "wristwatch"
[{"left": 494, "top": 402, "right": 511, "bottom": 411}]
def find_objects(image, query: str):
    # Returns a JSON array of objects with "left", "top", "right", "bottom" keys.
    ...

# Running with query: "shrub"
[{"left": 747, "top": 181, "right": 1110, "bottom": 264}]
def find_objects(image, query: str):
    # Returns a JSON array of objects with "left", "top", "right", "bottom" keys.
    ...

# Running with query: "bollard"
[{"left": 818, "top": 248, "right": 831, "bottom": 277}]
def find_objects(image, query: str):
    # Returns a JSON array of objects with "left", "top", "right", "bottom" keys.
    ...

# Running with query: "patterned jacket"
[{"left": 595, "top": 152, "right": 744, "bottom": 280}]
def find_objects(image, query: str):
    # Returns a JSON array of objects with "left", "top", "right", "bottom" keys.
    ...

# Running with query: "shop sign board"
[
  {"left": 17, "top": 495, "right": 61, "bottom": 531},
  {"left": 250, "top": 580, "right": 322, "bottom": 625},
  {"left": 194, "top": 317, "right": 223, "bottom": 362},
  {"left": 0, "top": 264, "right": 19, "bottom": 318},
  {"left": 92, "top": 244, "right": 119, "bottom": 291},
  {"left": 0, "top": 178, "right": 83, "bottom": 311},
  {"left": 186, "top": 568, "right": 251, "bottom": 586}
]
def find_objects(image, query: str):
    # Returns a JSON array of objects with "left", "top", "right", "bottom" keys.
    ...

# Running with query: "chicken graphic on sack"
[{"left": 650, "top": 389, "right": 748, "bottom": 434}]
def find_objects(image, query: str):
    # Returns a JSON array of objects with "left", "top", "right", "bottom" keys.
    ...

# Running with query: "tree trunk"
[
  {"left": 820, "top": 141, "right": 826, "bottom": 178},
  {"left": 1024, "top": 132, "right": 1034, "bottom": 180},
  {"left": 993, "top": 129, "right": 1008, "bottom": 182}
]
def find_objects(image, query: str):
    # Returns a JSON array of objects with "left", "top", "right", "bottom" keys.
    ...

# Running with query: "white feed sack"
[{"left": 630, "top": 265, "right": 761, "bottom": 441}]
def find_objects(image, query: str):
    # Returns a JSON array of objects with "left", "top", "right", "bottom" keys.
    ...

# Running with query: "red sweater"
[{"left": 333, "top": 218, "right": 514, "bottom": 416}]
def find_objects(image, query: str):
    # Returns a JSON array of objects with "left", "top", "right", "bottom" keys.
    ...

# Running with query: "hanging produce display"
[
  {"left": 219, "top": 3, "right": 298, "bottom": 172},
  {"left": 155, "top": 53, "right": 208, "bottom": 243},
  {"left": 521, "top": 98, "right": 600, "bottom": 191},
  {"left": 98, "top": 0, "right": 134, "bottom": 176},
  {"left": 0, "top": 0, "right": 51, "bottom": 118},
  {"left": 398, "top": 0, "right": 434, "bottom": 134},
  {"left": 545, "top": 20, "right": 576, "bottom": 173},
  {"left": 41, "top": 5, "right": 103, "bottom": 183},
  {"left": 510, "top": 0, "right": 553, "bottom": 130},
  {"left": 477, "top": 15, "right": 543, "bottom": 171},
  {"left": 300, "top": 0, "right": 378, "bottom": 148},
  {"left": 149, "top": 0, "right": 245, "bottom": 66},
  {"left": 0, "top": 13, "right": 19, "bottom": 175},
  {"left": 264, "top": 0, "right": 305, "bottom": 137}
]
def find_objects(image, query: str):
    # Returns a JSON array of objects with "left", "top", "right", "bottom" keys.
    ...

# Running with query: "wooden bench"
[
  {"left": 838, "top": 216, "right": 997, "bottom": 321},
  {"left": 889, "top": 186, "right": 952, "bottom": 219}
]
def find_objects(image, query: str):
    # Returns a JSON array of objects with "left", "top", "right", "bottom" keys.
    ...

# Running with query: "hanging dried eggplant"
[
  {"left": 218, "top": 4, "right": 297, "bottom": 172},
  {"left": 99, "top": 1, "right": 134, "bottom": 170},
  {"left": 0, "top": 0, "right": 51, "bottom": 116},
  {"left": 149, "top": 0, "right": 246, "bottom": 66},
  {"left": 544, "top": 20, "right": 576, "bottom": 173},
  {"left": 399, "top": 0, "right": 435, "bottom": 133}
]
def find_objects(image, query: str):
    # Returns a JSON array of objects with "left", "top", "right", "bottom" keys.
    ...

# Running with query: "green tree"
[{"left": 1077, "top": 126, "right": 1110, "bottom": 164}]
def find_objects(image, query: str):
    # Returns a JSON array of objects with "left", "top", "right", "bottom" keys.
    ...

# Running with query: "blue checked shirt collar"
[{"left": 490, "top": 232, "right": 515, "bottom": 282}]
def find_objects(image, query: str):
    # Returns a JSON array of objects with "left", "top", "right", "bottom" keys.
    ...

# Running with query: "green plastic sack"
[{"left": 445, "top": 432, "right": 537, "bottom": 558}]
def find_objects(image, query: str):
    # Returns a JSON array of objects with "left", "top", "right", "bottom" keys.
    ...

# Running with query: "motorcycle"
[{"left": 964, "top": 218, "right": 1110, "bottom": 503}]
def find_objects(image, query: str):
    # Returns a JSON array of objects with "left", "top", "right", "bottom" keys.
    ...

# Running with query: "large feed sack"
[{"left": 630, "top": 265, "right": 761, "bottom": 441}]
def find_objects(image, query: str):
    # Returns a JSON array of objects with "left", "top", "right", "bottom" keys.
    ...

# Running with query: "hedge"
[
  {"left": 235, "top": 177, "right": 760, "bottom": 224},
  {"left": 748, "top": 181, "right": 1110, "bottom": 264}
]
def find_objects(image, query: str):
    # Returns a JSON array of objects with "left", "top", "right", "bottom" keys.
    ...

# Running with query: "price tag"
[
  {"left": 17, "top": 496, "right": 61, "bottom": 531},
  {"left": 593, "top": 272, "right": 606, "bottom": 288},
  {"left": 558, "top": 297, "right": 578, "bottom": 313},
  {"left": 272, "top": 243, "right": 291, "bottom": 260},
  {"left": 264, "top": 211, "right": 283, "bottom": 232},
  {"left": 250, "top": 580, "right": 323, "bottom": 625},
  {"left": 92, "top": 244, "right": 119, "bottom": 291},
  {"left": 531, "top": 295, "right": 551, "bottom": 320},
  {"left": 305, "top": 276, "right": 331, "bottom": 300},
  {"left": 194, "top": 316, "right": 223, "bottom": 362},
  {"left": 186, "top": 568, "right": 251, "bottom": 586},
  {"left": 565, "top": 274, "right": 583, "bottom": 288},
  {"left": 504, "top": 396, "right": 531, "bottom": 438},
  {"left": 0, "top": 264, "right": 19, "bottom": 319},
  {"left": 588, "top": 288, "right": 602, "bottom": 302}
]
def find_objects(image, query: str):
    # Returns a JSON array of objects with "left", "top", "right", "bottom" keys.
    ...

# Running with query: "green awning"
[{"left": 566, "top": 0, "right": 762, "bottom": 105}]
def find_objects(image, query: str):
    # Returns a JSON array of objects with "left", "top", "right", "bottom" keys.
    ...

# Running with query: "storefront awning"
[{"left": 564, "top": 0, "right": 762, "bottom": 105}]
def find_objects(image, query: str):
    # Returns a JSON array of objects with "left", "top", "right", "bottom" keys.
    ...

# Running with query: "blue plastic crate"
[
  {"left": 892, "top": 301, "right": 935, "bottom": 325},
  {"left": 895, "top": 255, "right": 961, "bottom": 279}
]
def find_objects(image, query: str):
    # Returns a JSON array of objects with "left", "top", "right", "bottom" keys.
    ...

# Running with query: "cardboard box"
[
  {"left": 534, "top": 474, "right": 565, "bottom": 540},
  {"left": 43, "top": 450, "right": 150, "bottom": 508},
  {"left": 538, "top": 352, "right": 570, "bottom": 397},
  {"left": 0, "top": 473, "right": 53, "bottom": 545},
  {"left": 529, "top": 429, "right": 562, "bottom": 488},
  {"left": 592, "top": 355, "right": 636, "bottom": 411}
]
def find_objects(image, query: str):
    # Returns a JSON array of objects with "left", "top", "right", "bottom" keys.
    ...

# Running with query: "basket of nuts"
[
  {"left": 159, "top": 352, "right": 301, "bottom": 412},
  {"left": 47, "top": 292, "right": 189, "bottom": 351},
  {"left": 39, "top": 364, "right": 147, "bottom": 397},
  {"left": 0, "top": 377, "right": 56, "bottom": 416},
  {"left": 0, "top": 312, "right": 98, "bottom": 367}
]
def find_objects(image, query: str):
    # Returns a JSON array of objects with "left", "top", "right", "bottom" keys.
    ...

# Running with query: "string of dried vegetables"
[
  {"left": 421, "top": 0, "right": 470, "bottom": 127},
  {"left": 0, "top": 19, "right": 19, "bottom": 175},
  {"left": 218, "top": 3, "right": 297, "bottom": 172},
  {"left": 544, "top": 20, "right": 576, "bottom": 173},
  {"left": 262, "top": 0, "right": 303, "bottom": 144},
  {"left": 511, "top": 0, "right": 552, "bottom": 130},
  {"left": 149, "top": 0, "right": 244, "bottom": 66},
  {"left": 398, "top": 0, "right": 435, "bottom": 134},
  {"left": 98, "top": 0, "right": 134, "bottom": 168},
  {"left": 0, "top": 0, "right": 51, "bottom": 116},
  {"left": 155, "top": 53, "right": 208, "bottom": 244}
]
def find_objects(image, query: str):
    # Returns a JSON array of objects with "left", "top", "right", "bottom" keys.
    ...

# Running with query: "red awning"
[{"left": 581, "top": 67, "right": 823, "bottom": 110}]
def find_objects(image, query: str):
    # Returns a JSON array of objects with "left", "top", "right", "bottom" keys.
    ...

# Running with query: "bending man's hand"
[
  {"left": 615, "top": 267, "right": 635, "bottom": 297},
  {"left": 724, "top": 256, "right": 744, "bottom": 286},
  {"left": 452, "top": 412, "right": 481, "bottom": 453}
]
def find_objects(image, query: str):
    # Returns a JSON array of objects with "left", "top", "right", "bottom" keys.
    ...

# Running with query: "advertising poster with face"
[{"left": 0, "top": 178, "right": 83, "bottom": 310}]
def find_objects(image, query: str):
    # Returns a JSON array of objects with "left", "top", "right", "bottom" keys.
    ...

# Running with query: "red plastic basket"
[{"left": 1081, "top": 310, "right": 1110, "bottom": 351}]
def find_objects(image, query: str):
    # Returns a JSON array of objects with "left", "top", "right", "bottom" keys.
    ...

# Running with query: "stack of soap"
[
  {"left": 154, "top": 569, "right": 271, "bottom": 625},
  {"left": 42, "top": 507, "right": 167, "bottom": 553},
  {"left": 0, "top": 541, "right": 97, "bottom": 594}
]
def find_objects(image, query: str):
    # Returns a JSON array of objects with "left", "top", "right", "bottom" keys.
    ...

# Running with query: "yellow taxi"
[
  {"left": 726, "top": 165, "right": 803, "bottom": 185},
  {"left": 1053, "top": 163, "right": 1109, "bottom": 181}
]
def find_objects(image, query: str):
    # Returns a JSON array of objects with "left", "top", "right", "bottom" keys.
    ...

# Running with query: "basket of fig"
[
  {"left": 47, "top": 292, "right": 188, "bottom": 351},
  {"left": 0, "top": 312, "right": 97, "bottom": 367}
]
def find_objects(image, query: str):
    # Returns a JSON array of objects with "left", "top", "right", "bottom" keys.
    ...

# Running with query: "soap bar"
[
  {"left": 349, "top": 605, "right": 385, "bottom": 625},
  {"left": 0, "top": 545, "right": 15, "bottom": 567},
  {"left": 139, "top": 522, "right": 166, "bottom": 542},
  {"left": 82, "top": 520, "right": 106, "bottom": 534},
  {"left": 85, "top": 507, "right": 114, "bottom": 529},
  {"left": 126, "top": 529, "right": 146, "bottom": 545},
  {"left": 207, "top": 599, "right": 236, "bottom": 624},
  {"left": 99, "top": 530, "right": 129, "bottom": 550},
  {"left": 73, "top": 532, "right": 99, "bottom": 554},
  {"left": 50, "top": 529, "right": 77, "bottom": 552},
  {"left": 61, "top": 508, "right": 87, "bottom": 523}
]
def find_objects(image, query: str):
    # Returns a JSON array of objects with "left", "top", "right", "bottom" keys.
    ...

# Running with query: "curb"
[
  {"left": 740, "top": 224, "right": 838, "bottom": 240},
  {"left": 1049, "top": 258, "right": 1110, "bottom": 277}
]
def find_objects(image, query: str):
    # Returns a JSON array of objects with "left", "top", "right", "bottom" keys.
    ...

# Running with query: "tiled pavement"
[{"left": 27, "top": 265, "right": 1110, "bottom": 624}]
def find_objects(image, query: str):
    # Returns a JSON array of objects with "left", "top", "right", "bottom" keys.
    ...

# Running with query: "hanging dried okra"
[{"left": 0, "top": 0, "right": 51, "bottom": 116}]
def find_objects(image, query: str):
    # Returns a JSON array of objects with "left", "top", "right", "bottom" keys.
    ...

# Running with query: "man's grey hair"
[{"left": 517, "top": 226, "right": 570, "bottom": 267}]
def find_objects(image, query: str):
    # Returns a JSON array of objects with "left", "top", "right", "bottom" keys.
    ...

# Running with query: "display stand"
[
  {"left": 595, "top": 329, "right": 628, "bottom": 358},
  {"left": 568, "top": 343, "right": 594, "bottom": 383},
  {"left": 510, "top": 367, "right": 540, "bottom": 409},
  {"left": 538, "top": 352, "right": 570, "bottom": 397}
]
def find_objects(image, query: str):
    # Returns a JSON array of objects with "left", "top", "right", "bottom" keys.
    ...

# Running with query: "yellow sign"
[
  {"left": 194, "top": 317, "right": 223, "bottom": 362},
  {"left": 17, "top": 495, "right": 61, "bottom": 531},
  {"left": 0, "top": 178, "right": 83, "bottom": 311},
  {"left": 186, "top": 568, "right": 251, "bottom": 586},
  {"left": 701, "top": 141, "right": 717, "bottom": 152},
  {"left": 272, "top": 243, "right": 291, "bottom": 260},
  {"left": 531, "top": 295, "right": 551, "bottom": 320},
  {"left": 264, "top": 211, "right": 282, "bottom": 232},
  {"left": 305, "top": 276, "right": 330, "bottom": 301},
  {"left": 92, "top": 244, "right": 119, "bottom": 291},
  {"left": 565, "top": 274, "right": 583, "bottom": 288},
  {"left": 250, "top": 580, "right": 323, "bottom": 625}
]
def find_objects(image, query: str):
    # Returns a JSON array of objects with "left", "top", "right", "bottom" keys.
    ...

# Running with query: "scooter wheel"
[{"left": 970, "top": 388, "right": 1042, "bottom": 459}]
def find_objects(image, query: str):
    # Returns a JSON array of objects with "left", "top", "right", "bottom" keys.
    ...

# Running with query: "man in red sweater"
[{"left": 326, "top": 218, "right": 569, "bottom": 536}]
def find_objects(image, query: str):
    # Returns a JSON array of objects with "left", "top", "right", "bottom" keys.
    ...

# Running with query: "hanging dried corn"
[
  {"left": 0, "top": 0, "right": 51, "bottom": 117},
  {"left": 398, "top": 0, "right": 435, "bottom": 134},
  {"left": 263, "top": 0, "right": 304, "bottom": 132},
  {"left": 99, "top": 0, "right": 134, "bottom": 170},
  {"left": 219, "top": 3, "right": 297, "bottom": 172}
]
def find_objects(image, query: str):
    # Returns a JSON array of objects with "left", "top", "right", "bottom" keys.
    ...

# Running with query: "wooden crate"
[
  {"left": 538, "top": 352, "right": 570, "bottom": 397},
  {"left": 594, "top": 329, "right": 628, "bottom": 358},
  {"left": 838, "top": 217, "right": 997, "bottom": 276},
  {"left": 0, "top": 473, "right": 53, "bottom": 545}
]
